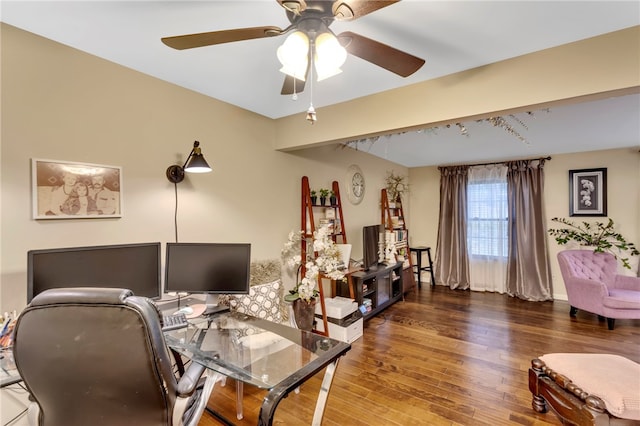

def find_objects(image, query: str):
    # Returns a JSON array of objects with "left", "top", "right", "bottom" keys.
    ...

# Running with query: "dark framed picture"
[
  {"left": 569, "top": 168, "right": 607, "bottom": 217},
  {"left": 32, "top": 158, "right": 122, "bottom": 219}
]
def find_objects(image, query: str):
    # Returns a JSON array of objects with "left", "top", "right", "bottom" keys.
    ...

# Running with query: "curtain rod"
[{"left": 446, "top": 156, "right": 552, "bottom": 168}]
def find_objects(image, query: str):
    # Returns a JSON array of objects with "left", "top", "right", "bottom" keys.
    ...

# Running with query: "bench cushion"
[{"left": 539, "top": 353, "right": 640, "bottom": 420}]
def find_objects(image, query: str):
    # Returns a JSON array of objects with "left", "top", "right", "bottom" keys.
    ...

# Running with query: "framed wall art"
[
  {"left": 569, "top": 168, "right": 607, "bottom": 217},
  {"left": 32, "top": 158, "right": 122, "bottom": 219}
]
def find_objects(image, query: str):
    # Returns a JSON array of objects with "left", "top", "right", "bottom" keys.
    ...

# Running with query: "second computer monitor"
[
  {"left": 27, "top": 242, "right": 162, "bottom": 303},
  {"left": 164, "top": 242, "right": 251, "bottom": 302}
]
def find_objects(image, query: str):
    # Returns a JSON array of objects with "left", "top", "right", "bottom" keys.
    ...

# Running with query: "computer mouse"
[{"left": 175, "top": 306, "right": 193, "bottom": 315}]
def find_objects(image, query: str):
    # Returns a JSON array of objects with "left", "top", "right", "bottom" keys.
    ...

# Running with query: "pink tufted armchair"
[{"left": 557, "top": 250, "right": 640, "bottom": 330}]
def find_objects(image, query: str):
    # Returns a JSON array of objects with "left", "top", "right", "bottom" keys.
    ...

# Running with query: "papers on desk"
[
  {"left": 200, "top": 329, "right": 223, "bottom": 353},
  {"left": 217, "top": 316, "right": 247, "bottom": 330},
  {"left": 238, "top": 331, "right": 285, "bottom": 349},
  {"left": 200, "top": 329, "right": 287, "bottom": 352},
  {"left": 201, "top": 320, "right": 287, "bottom": 351}
]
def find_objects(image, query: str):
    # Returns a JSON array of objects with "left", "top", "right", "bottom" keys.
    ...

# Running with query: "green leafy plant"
[
  {"left": 310, "top": 190, "right": 317, "bottom": 197},
  {"left": 548, "top": 217, "right": 639, "bottom": 269},
  {"left": 319, "top": 188, "right": 330, "bottom": 198}
]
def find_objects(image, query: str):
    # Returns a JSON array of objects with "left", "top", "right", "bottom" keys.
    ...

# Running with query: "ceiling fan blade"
[
  {"left": 281, "top": 75, "right": 307, "bottom": 95},
  {"left": 338, "top": 31, "right": 425, "bottom": 77},
  {"left": 332, "top": 0, "right": 399, "bottom": 21},
  {"left": 161, "top": 26, "right": 283, "bottom": 50}
]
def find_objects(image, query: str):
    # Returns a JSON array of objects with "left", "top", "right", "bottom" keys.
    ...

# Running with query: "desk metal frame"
[{"left": 164, "top": 312, "right": 351, "bottom": 426}]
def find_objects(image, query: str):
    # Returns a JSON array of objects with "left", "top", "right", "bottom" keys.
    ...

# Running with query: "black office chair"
[{"left": 13, "top": 287, "right": 216, "bottom": 426}]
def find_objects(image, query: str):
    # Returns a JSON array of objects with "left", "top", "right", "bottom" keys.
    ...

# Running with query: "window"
[{"left": 467, "top": 178, "right": 508, "bottom": 258}]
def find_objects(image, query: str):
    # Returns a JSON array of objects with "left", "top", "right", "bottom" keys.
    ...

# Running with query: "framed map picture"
[{"left": 32, "top": 159, "right": 122, "bottom": 219}]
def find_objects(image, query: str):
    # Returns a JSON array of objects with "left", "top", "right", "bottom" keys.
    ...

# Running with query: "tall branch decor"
[
  {"left": 547, "top": 217, "right": 639, "bottom": 269},
  {"left": 385, "top": 171, "right": 408, "bottom": 202}
]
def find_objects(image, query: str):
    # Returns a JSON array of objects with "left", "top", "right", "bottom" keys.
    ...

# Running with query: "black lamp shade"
[{"left": 184, "top": 153, "right": 211, "bottom": 173}]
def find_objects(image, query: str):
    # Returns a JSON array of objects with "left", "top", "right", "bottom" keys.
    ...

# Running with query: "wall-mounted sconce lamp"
[{"left": 166, "top": 141, "right": 212, "bottom": 183}]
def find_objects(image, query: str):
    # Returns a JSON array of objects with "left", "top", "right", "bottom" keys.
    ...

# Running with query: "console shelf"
[{"left": 336, "top": 262, "right": 403, "bottom": 320}]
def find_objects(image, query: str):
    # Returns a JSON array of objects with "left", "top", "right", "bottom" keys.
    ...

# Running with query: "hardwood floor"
[{"left": 198, "top": 285, "right": 640, "bottom": 425}]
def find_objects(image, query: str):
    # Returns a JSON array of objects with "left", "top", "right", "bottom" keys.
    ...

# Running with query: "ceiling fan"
[{"left": 161, "top": 0, "right": 425, "bottom": 95}]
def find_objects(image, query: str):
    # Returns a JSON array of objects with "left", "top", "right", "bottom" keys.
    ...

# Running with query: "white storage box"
[
  {"left": 315, "top": 315, "right": 363, "bottom": 344},
  {"left": 314, "top": 296, "right": 358, "bottom": 319}
]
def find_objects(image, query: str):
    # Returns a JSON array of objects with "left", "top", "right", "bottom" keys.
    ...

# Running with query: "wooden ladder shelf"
[{"left": 301, "top": 176, "right": 348, "bottom": 336}]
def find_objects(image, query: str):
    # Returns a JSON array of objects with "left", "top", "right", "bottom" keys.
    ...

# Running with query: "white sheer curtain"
[{"left": 467, "top": 164, "right": 508, "bottom": 293}]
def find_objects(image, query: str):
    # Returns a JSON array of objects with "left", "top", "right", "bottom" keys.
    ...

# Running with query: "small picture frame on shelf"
[{"left": 568, "top": 168, "right": 607, "bottom": 217}]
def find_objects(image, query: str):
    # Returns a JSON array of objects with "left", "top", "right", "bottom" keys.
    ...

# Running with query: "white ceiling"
[{"left": 2, "top": 1, "right": 639, "bottom": 167}]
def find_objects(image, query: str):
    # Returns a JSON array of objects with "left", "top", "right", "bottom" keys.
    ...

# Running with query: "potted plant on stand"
[
  {"left": 329, "top": 190, "right": 337, "bottom": 206},
  {"left": 385, "top": 171, "right": 408, "bottom": 207},
  {"left": 548, "top": 217, "right": 639, "bottom": 269},
  {"left": 310, "top": 190, "right": 318, "bottom": 205},
  {"left": 281, "top": 225, "right": 346, "bottom": 330},
  {"left": 318, "top": 188, "right": 330, "bottom": 206}
]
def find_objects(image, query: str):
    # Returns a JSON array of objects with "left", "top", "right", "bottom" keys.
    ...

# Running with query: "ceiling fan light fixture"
[
  {"left": 314, "top": 32, "right": 347, "bottom": 81},
  {"left": 279, "top": 64, "right": 308, "bottom": 81},
  {"left": 315, "top": 64, "right": 343, "bottom": 81},
  {"left": 277, "top": 31, "right": 309, "bottom": 80}
]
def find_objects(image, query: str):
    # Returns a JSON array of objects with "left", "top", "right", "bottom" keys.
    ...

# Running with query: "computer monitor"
[
  {"left": 27, "top": 242, "right": 162, "bottom": 303},
  {"left": 164, "top": 242, "right": 251, "bottom": 310}
]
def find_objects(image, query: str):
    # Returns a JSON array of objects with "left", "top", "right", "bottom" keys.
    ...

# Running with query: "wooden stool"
[{"left": 409, "top": 246, "right": 435, "bottom": 288}]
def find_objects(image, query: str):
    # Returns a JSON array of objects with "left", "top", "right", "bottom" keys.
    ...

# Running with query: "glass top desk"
[
  {"left": 163, "top": 311, "right": 351, "bottom": 425},
  {"left": 1, "top": 349, "right": 21, "bottom": 388}
]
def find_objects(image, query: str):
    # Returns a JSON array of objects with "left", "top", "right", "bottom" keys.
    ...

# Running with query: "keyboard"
[{"left": 162, "top": 312, "right": 189, "bottom": 331}]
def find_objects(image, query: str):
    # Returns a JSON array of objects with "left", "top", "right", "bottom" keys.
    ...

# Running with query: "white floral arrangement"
[
  {"left": 580, "top": 179, "right": 595, "bottom": 207},
  {"left": 383, "top": 231, "right": 397, "bottom": 263},
  {"left": 281, "top": 224, "right": 346, "bottom": 303}
]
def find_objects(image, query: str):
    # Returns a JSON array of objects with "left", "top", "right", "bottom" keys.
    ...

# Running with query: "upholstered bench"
[{"left": 529, "top": 353, "right": 640, "bottom": 425}]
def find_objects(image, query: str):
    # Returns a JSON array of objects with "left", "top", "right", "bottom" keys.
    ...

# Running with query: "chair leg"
[
  {"left": 531, "top": 394, "right": 547, "bottom": 413},
  {"left": 569, "top": 306, "right": 578, "bottom": 317},
  {"left": 426, "top": 247, "right": 436, "bottom": 287},
  {"left": 607, "top": 318, "right": 615, "bottom": 330}
]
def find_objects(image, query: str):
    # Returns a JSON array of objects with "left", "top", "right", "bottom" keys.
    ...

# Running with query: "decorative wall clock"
[{"left": 346, "top": 164, "right": 365, "bottom": 205}]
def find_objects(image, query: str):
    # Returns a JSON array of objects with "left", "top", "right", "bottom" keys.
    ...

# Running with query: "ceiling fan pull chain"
[
  {"left": 292, "top": 77, "right": 298, "bottom": 100},
  {"left": 306, "top": 40, "right": 317, "bottom": 124}
]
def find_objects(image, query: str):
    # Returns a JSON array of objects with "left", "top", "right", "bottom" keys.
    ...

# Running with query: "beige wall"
[
  {"left": 3, "top": 23, "right": 638, "bottom": 309},
  {"left": 545, "top": 148, "right": 640, "bottom": 294},
  {"left": 0, "top": 24, "right": 407, "bottom": 314},
  {"left": 408, "top": 147, "right": 640, "bottom": 300}
]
